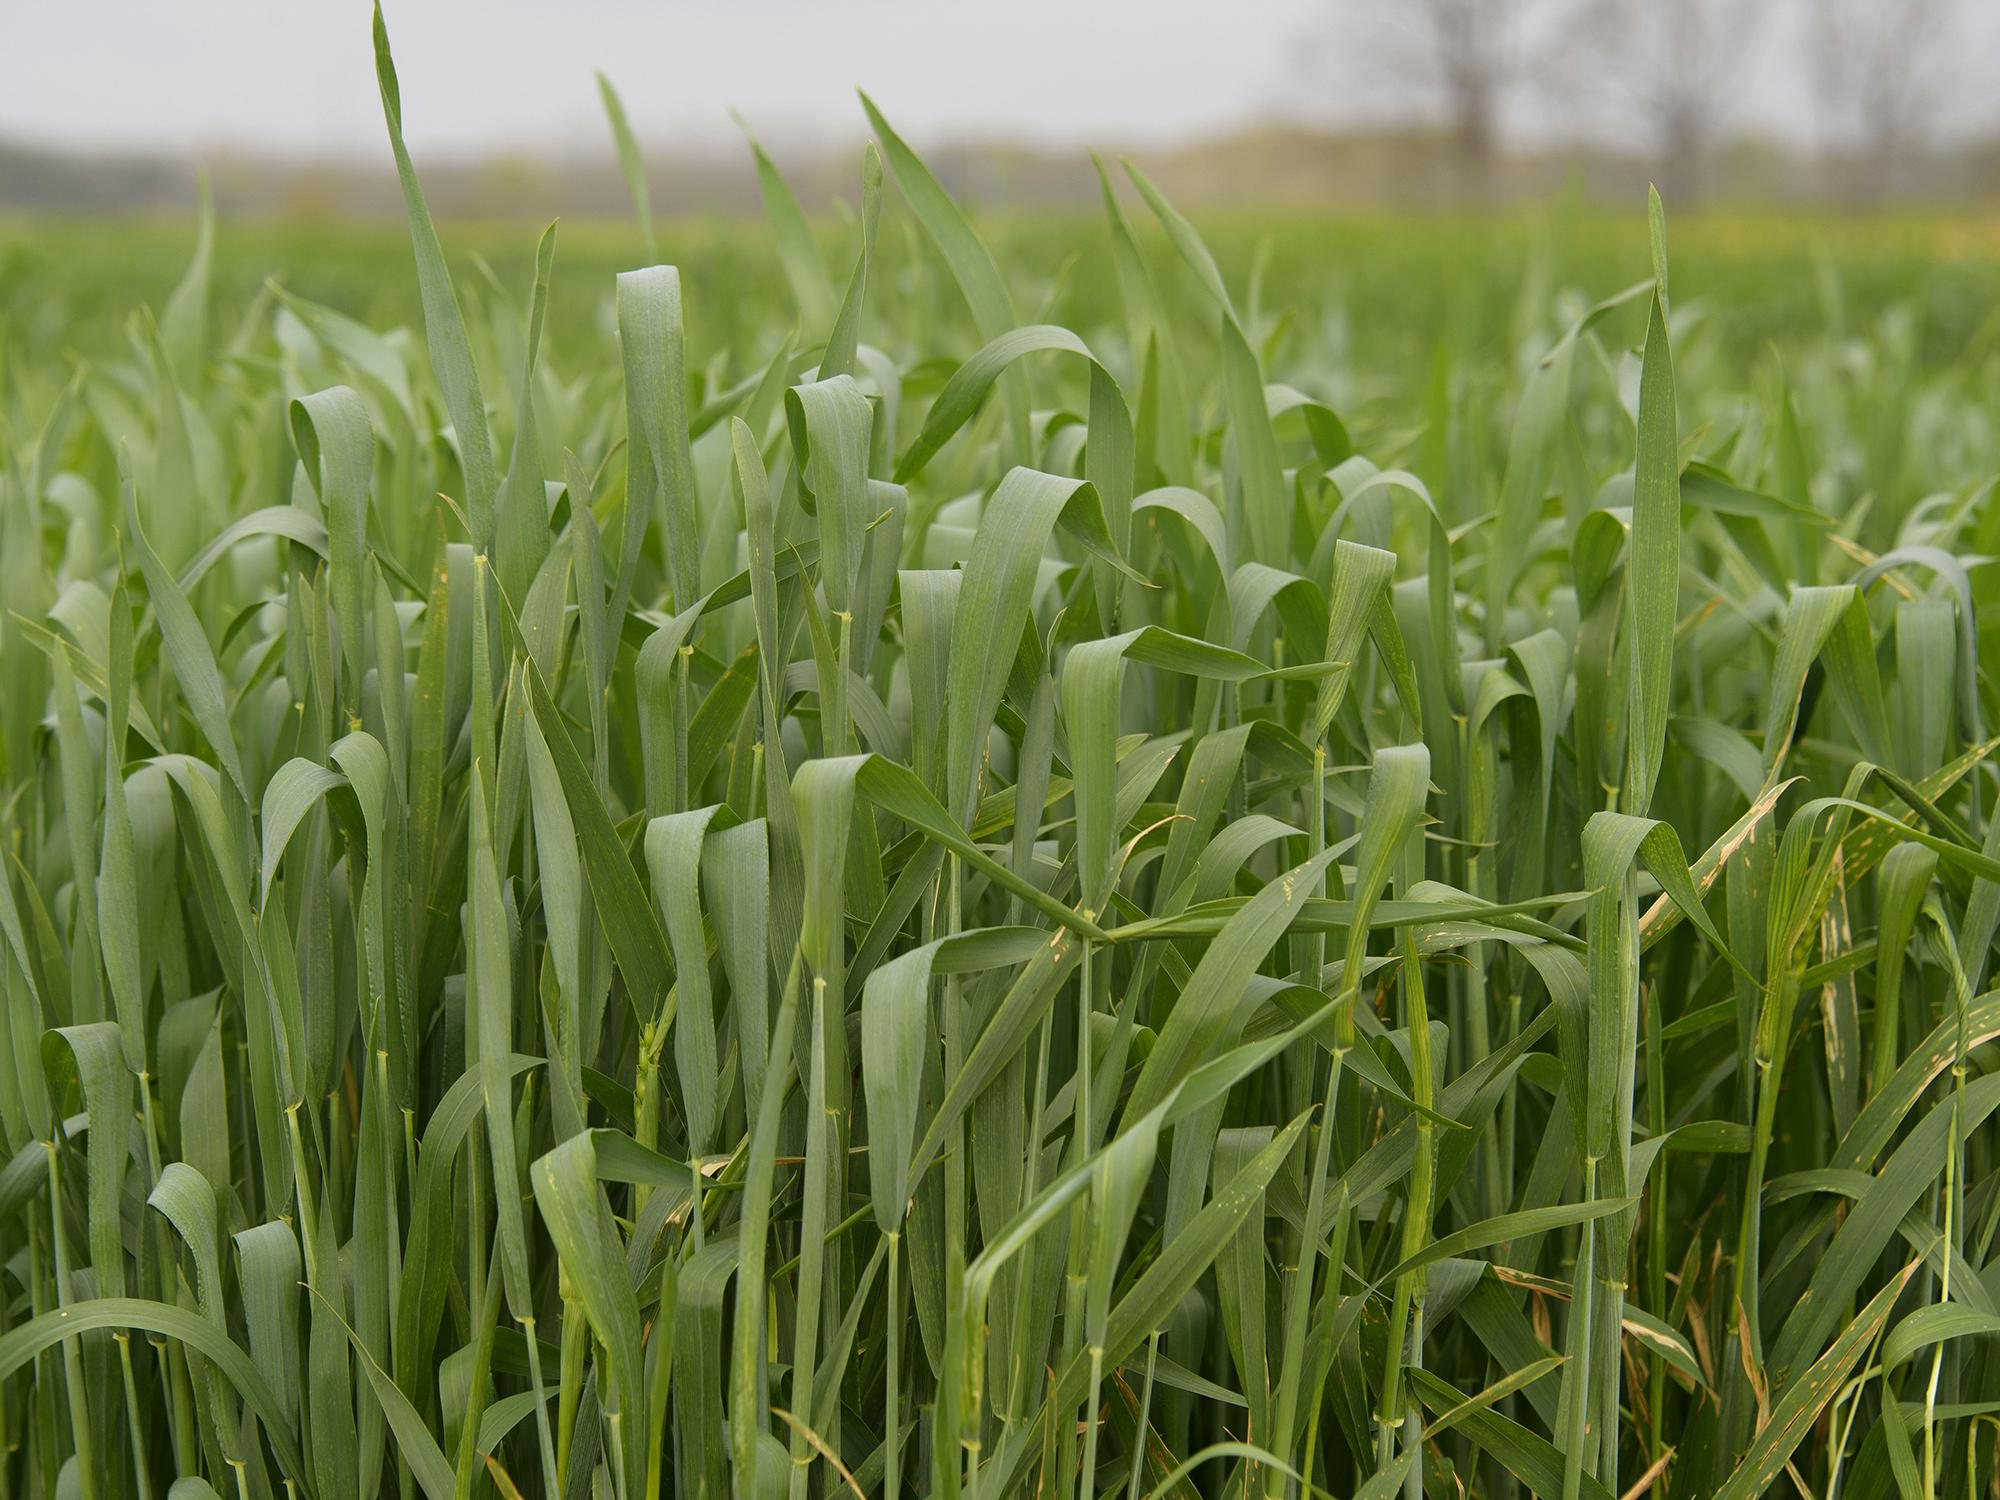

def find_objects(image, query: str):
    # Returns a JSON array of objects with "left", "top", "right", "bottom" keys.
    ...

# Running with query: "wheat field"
[{"left": 1, "top": 12, "right": 1998, "bottom": 1500}]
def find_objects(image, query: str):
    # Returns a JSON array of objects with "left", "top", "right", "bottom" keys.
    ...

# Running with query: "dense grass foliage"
[{"left": 4, "top": 20, "right": 2000, "bottom": 1500}]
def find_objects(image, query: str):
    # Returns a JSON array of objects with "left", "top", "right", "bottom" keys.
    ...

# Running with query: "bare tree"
[
  {"left": 1804, "top": 0, "right": 1966, "bottom": 192},
  {"left": 1297, "top": 1, "right": 1576, "bottom": 175},
  {"left": 1409, "top": 0, "right": 1512, "bottom": 167},
  {"left": 1566, "top": 0, "right": 1769, "bottom": 202}
]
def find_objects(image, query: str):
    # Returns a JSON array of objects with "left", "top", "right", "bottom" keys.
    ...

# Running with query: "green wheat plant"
[{"left": 1, "top": 11, "right": 1999, "bottom": 1498}]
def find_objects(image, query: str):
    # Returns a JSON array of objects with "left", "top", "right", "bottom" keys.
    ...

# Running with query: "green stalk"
[
  {"left": 1462, "top": 696, "right": 1501, "bottom": 1223},
  {"left": 1645, "top": 994, "right": 1669, "bottom": 1478},
  {"left": 165, "top": 1338, "right": 199, "bottom": 1486},
  {"left": 466, "top": 1118, "right": 489, "bottom": 1330},
  {"left": 1125, "top": 1331, "right": 1162, "bottom": 1500},
  {"left": 633, "top": 1013, "right": 666, "bottom": 1215},
  {"left": 644, "top": 1302, "right": 673, "bottom": 1500},
  {"left": 138, "top": 1071, "right": 197, "bottom": 1473},
  {"left": 452, "top": 1242, "right": 505, "bottom": 1500},
  {"left": 284, "top": 1103, "right": 321, "bottom": 1284},
  {"left": 1064, "top": 942, "right": 1100, "bottom": 1499},
  {"left": 1595, "top": 1256, "right": 1623, "bottom": 1496},
  {"left": 673, "top": 639, "right": 692, "bottom": 814},
  {"left": 885, "top": 1231, "right": 904, "bottom": 1500},
  {"left": 789, "top": 976, "right": 834, "bottom": 1500},
  {"left": 939, "top": 856, "right": 969, "bottom": 1500},
  {"left": 1078, "top": 1345, "right": 1106, "bottom": 1500},
  {"left": 1734, "top": 968, "right": 1800, "bottom": 1370},
  {"left": 1376, "top": 928, "right": 1434, "bottom": 1472},
  {"left": 1403, "top": 1303, "right": 1426, "bottom": 1500},
  {"left": 831, "top": 609, "right": 853, "bottom": 757},
  {"left": 45, "top": 1144, "right": 98, "bottom": 1500},
  {"left": 1270, "top": 1033, "right": 1346, "bottom": 1497},
  {"left": 1924, "top": 909, "right": 1973, "bottom": 1499},
  {"left": 1057, "top": 1234, "right": 1086, "bottom": 1493},
  {"left": 1297, "top": 745, "right": 1328, "bottom": 988},
  {"left": 1558, "top": 1157, "right": 1599, "bottom": 1500},
  {"left": 731, "top": 949, "right": 806, "bottom": 1497},
  {"left": 556, "top": 1261, "right": 587, "bottom": 1481},
  {"left": 1007, "top": 999, "right": 1060, "bottom": 1426},
  {"left": 113, "top": 1335, "right": 154, "bottom": 1500},
  {"left": 522, "top": 1312, "right": 561, "bottom": 1500}
]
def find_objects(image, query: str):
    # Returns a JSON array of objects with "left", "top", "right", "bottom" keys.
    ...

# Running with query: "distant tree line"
[{"left": 1323, "top": 0, "right": 1982, "bottom": 200}]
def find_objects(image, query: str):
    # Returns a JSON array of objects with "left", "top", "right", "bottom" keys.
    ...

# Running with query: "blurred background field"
[
  {"left": 11, "top": 209, "right": 2000, "bottom": 365},
  {"left": 10, "top": 8, "right": 2000, "bottom": 1499},
  {"left": 9, "top": 0, "right": 1998, "bottom": 476},
  {"left": 10, "top": 201, "right": 2000, "bottom": 553}
]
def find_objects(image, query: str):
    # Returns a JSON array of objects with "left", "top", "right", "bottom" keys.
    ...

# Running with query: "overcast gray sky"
[
  {"left": 3, "top": 0, "right": 1327, "bottom": 156},
  {"left": 1, "top": 1, "right": 1992, "bottom": 161}
]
